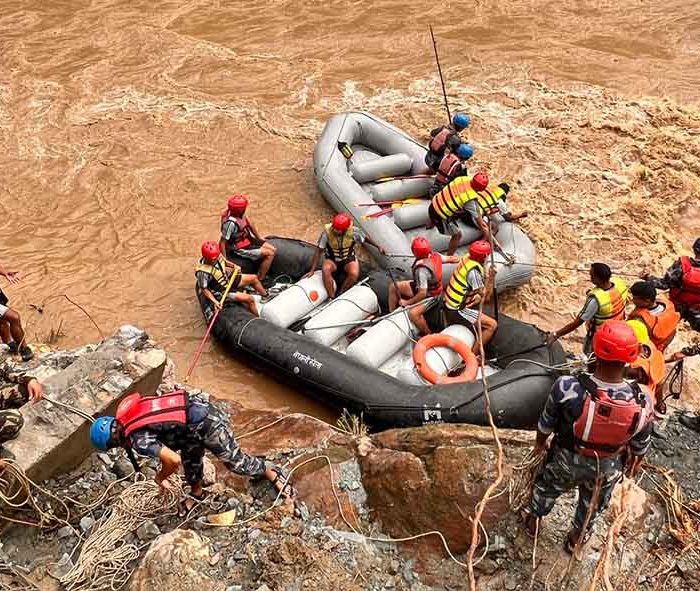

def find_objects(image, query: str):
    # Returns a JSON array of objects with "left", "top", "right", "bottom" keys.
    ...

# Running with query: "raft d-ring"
[{"left": 413, "top": 333, "right": 479, "bottom": 385}]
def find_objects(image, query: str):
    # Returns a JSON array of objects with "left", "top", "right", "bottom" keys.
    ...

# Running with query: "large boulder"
[{"left": 129, "top": 530, "right": 223, "bottom": 591}]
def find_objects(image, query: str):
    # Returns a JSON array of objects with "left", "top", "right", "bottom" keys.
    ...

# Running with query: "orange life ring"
[{"left": 413, "top": 333, "right": 479, "bottom": 385}]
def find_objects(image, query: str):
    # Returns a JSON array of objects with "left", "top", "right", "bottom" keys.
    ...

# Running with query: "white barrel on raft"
[
  {"left": 346, "top": 309, "right": 415, "bottom": 369},
  {"left": 393, "top": 201, "right": 430, "bottom": 230},
  {"left": 369, "top": 178, "right": 434, "bottom": 203},
  {"left": 350, "top": 154, "right": 413, "bottom": 183},
  {"left": 303, "top": 285, "right": 379, "bottom": 347},
  {"left": 261, "top": 271, "right": 328, "bottom": 328}
]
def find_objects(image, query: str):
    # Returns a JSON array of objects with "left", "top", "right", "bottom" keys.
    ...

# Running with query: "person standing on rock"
[
  {"left": 0, "top": 264, "right": 33, "bottom": 361},
  {"left": 642, "top": 237, "right": 700, "bottom": 332},
  {"left": 523, "top": 321, "right": 654, "bottom": 553},
  {"left": 89, "top": 390, "right": 295, "bottom": 506},
  {"left": 0, "top": 364, "right": 43, "bottom": 463},
  {"left": 547, "top": 263, "right": 630, "bottom": 355}
]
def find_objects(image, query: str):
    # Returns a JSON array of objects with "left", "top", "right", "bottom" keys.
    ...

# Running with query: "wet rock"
[
  {"left": 57, "top": 525, "right": 75, "bottom": 539},
  {"left": 79, "top": 516, "right": 94, "bottom": 533},
  {"left": 112, "top": 458, "right": 135, "bottom": 479},
  {"left": 51, "top": 553, "right": 74, "bottom": 579},
  {"left": 136, "top": 521, "right": 161, "bottom": 542},
  {"left": 203, "top": 457, "right": 217, "bottom": 486}
]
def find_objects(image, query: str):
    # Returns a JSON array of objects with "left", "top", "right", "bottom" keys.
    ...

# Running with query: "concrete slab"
[{"left": 3, "top": 325, "right": 165, "bottom": 482}]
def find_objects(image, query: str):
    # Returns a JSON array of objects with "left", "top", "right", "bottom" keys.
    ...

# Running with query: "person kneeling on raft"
[
  {"left": 220, "top": 194, "right": 277, "bottom": 282},
  {"left": 425, "top": 112, "right": 471, "bottom": 171},
  {"left": 196, "top": 241, "right": 267, "bottom": 318},
  {"left": 428, "top": 143, "right": 474, "bottom": 197},
  {"left": 305, "top": 212, "right": 385, "bottom": 299},
  {"left": 441, "top": 240, "right": 497, "bottom": 353},
  {"left": 388, "top": 236, "right": 458, "bottom": 336},
  {"left": 427, "top": 171, "right": 526, "bottom": 257},
  {"left": 89, "top": 390, "right": 294, "bottom": 507}
]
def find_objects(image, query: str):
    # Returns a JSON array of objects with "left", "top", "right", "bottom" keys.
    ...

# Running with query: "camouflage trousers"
[
  {"left": 0, "top": 387, "right": 28, "bottom": 447},
  {"left": 529, "top": 446, "right": 623, "bottom": 533},
  {"left": 180, "top": 402, "right": 265, "bottom": 485}
]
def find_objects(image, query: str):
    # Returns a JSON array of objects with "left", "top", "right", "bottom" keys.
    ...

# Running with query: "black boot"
[
  {"left": 679, "top": 414, "right": 700, "bottom": 434},
  {"left": 6, "top": 341, "right": 18, "bottom": 354},
  {"left": 19, "top": 346, "right": 33, "bottom": 362}
]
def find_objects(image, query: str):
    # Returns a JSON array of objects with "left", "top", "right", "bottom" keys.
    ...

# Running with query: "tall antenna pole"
[{"left": 429, "top": 25, "right": 452, "bottom": 124}]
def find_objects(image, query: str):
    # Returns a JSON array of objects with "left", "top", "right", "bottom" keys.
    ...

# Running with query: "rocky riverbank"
[{"left": 2, "top": 333, "right": 700, "bottom": 590}]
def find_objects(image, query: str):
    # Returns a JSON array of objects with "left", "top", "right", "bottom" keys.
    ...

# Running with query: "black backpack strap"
[{"left": 577, "top": 374, "right": 599, "bottom": 401}]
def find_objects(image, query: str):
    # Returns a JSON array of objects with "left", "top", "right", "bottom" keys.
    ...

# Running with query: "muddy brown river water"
[{"left": 1, "top": 1, "right": 699, "bottom": 416}]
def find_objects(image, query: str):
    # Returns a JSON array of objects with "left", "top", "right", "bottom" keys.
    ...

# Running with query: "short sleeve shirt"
[
  {"left": 221, "top": 219, "right": 239, "bottom": 242},
  {"left": 578, "top": 296, "right": 600, "bottom": 322}
]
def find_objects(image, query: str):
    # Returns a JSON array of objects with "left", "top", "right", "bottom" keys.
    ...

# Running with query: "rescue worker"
[
  {"left": 547, "top": 263, "right": 630, "bottom": 355},
  {"left": 220, "top": 194, "right": 277, "bottom": 282},
  {"left": 0, "top": 365, "right": 43, "bottom": 463},
  {"left": 643, "top": 237, "right": 700, "bottom": 332},
  {"left": 427, "top": 172, "right": 525, "bottom": 256},
  {"left": 0, "top": 264, "right": 33, "bottom": 361},
  {"left": 425, "top": 112, "right": 471, "bottom": 171},
  {"left": 428, "top": 143, "right": 475, "bottom": 196},
  {"left": 196, "top": 241, "right": 266, "bottom": 319},
  {"left": 523, "top": 320, "right": 654, "bottom": 553},
  {"left": 627, "top": 281, "right": 680, "bottom": 352},
  {"left": 387, "top": 237, "right": 459, "bottom": 336},
  {"left": 305, "top": 213, "right": 385, "bottom": 299},
  {"left": 89, "top": 390, "right": 294, "bottom": 505},
  {"left": 625, "top": 319, "right": 667, "bottom": 414},
  {"left": 442, "top": 240, "right": 497, "bottom": 352}
]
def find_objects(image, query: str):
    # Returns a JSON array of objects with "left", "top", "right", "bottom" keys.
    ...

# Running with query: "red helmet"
[
  {"left": 227, "top": 194, "right": 249, "bottom": 215},
  {"left": 411, "top": 236, "right": 432, "bottom": 259},
  {"left": 593, "top": 320, "right": 640, "bottom": 363},
  {"left": 201, "top": 240, "right": 220, "bottom": 261},
  {"left": 468, "top": 240, "right": 491, "bottom": 262},
  {"left": 471, "top": 172, "right": 489, "bottom": 192},
  {"left": 332, "top": 212, "right": 352, "bottom": 232}
]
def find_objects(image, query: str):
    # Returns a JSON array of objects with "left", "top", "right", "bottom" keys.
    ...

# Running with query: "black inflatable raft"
[{"left": 196, "top": 237, "right": 566, "bottom": 431}]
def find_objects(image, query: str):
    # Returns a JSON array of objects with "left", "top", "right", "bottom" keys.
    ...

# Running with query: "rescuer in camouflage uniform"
[{"left": 0, "top": 361, "right": 43, "bottom": 458}]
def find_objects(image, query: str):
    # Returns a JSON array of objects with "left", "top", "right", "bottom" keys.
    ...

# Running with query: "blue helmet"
[
  {"left": 452, "top": 113, "right": 470, "bottom": 130},
  {"left": 90, "top": 416, "right": 116, "bottom": 451},
  {"left": 456, "top": 143, "right": 474, "bottom": 160}
]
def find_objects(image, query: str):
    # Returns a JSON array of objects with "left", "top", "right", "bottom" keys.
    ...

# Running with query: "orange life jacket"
[
  {"left": 221, "top": 212, "right": 254, "bottom": 249},
  {"left": 428, "top": 127, "right": 451, "bottom": 155},
  {"left": 412, "top": 252, "right": 444, "bottom": 297},
  {"left": 116, "top": 391, "right": 188, "bottom": 437},
  {"left": 435, "top": 153, "right": 463, "bottom": 186},
  {"left": 628, "top": 297, "right": 680, "bottom": 352},
  {"left": 629, "top": 343, "right": 666, "bottom": 394},
  {"left": 571, "top": 376, "right": 651, "bottom": 458},
  {"left": 669, "top": 256, "right": 700, "bottom": 310}
]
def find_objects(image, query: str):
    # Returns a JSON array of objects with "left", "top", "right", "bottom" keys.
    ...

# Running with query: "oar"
[
  {"left": 356, "top": 198, "right": 429, "bottom": 207},
  {"left": 185, "top": 271, "right": 240, "bottom": 382}
]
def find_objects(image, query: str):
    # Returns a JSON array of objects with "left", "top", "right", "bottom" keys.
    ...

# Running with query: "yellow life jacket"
[
  {"left": 431, "top": 177, "right": 506, "bottom": 220},
  {"left": 444, "top": 257, "right": 484, "bottom": 310},
  {"left": 588, "top": 277, "right": 630, "bottom": 326},
  {"left": 195, "top": 255, "right": 240, "bottom": 292},
  {"left": 324, "top": 223, "right": 356, "bottom": 260}
]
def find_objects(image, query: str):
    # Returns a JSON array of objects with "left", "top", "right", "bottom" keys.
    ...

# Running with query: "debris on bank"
[{"left": 2, "top": 334, "right": 700, "bottom": 590}]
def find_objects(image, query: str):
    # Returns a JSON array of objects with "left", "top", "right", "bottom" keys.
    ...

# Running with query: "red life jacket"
[
  {"left": 221, "top": 213, "right": 254, "bottom": 250},
  {"left": 669, "top": 256, "right": 700, "bottom": 310},
  {"left": 116, "top": 390, "right": 188, "bottom": 437},
  {"left": 412, "top": 252, "right": 444, "bottom": 297},
  {"left": 435, "top": 153, "right": 463, "bottom": 186},
  {"left": 571, "top": 376, "right": 650, "bottom": 458},
  {"left": 428, "top": 127, "right": 451, "bottom": 155}
]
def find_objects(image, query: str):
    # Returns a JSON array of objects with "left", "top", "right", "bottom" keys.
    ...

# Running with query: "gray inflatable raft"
[{"left": 313, "top": 111, "right": 535, "bottom": 291}]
